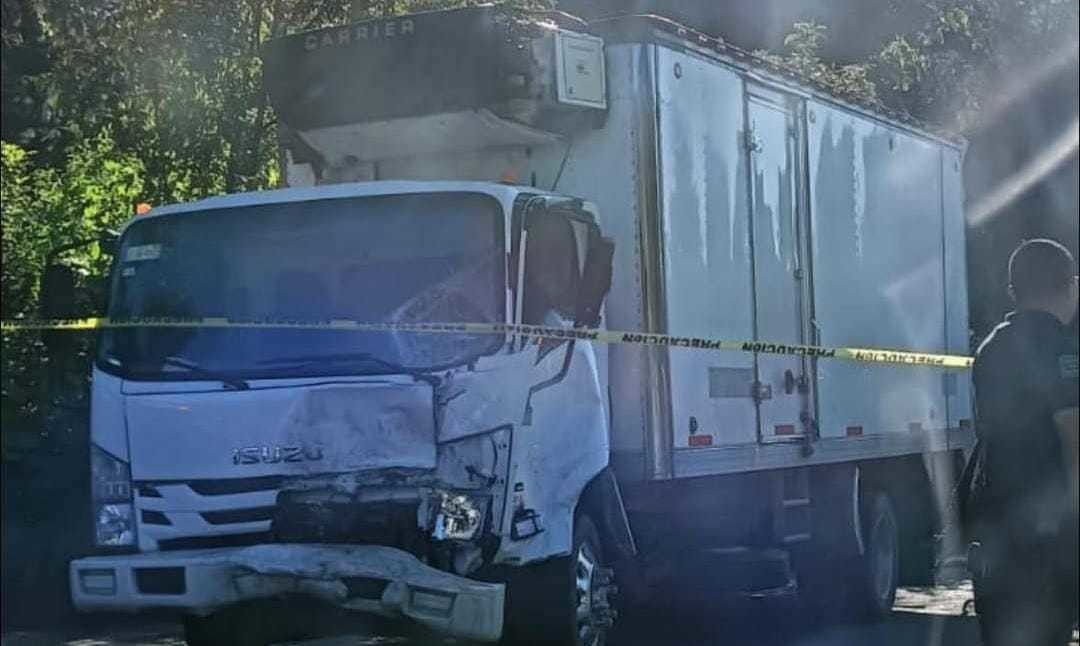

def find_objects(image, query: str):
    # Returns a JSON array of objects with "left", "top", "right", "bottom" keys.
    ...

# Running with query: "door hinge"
[
  {"left": 752, "top": 381, "right": 773, "bottom": 402},
  {"left": 744, "top": 129, "right": 762, "bottom": 153},
  {"left": 799, "top": 411, "right": 818, "bottom": 457}
]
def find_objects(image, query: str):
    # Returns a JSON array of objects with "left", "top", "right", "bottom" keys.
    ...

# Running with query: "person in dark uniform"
[{"left": 969, "top": 238, "right": 1079, "bottom": 646}]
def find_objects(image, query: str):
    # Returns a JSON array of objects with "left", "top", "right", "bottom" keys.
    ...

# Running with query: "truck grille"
[
  {"left": 158, "top": 532, "right": 273, "bottom": 551},
  {"left": 135, "top": 477, "right": 281, "bottom": 551},
  {"left": 187, "top": 476, "right": 284, "bottom": 496},
  {"left": 201, "top": 506, "right": 276, "bottom": 525}
]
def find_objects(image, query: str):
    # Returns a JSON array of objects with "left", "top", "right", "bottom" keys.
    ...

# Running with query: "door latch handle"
[
  {"left": 797, "top": 373, "right": 810, "bottom": 394},
  {"left": 784, "top": 369, "right": 796, "bottom": 395}
]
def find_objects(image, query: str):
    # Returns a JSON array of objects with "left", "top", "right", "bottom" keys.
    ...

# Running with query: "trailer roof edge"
[{"left": 584, "top": 13, "right": 966, "bottom": 151}]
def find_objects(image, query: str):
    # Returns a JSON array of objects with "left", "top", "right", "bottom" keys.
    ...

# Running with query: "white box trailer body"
[
  {"left": 275, "top": 20, "right": 975, "bottom": 483},
  {"left": 265, "top": 7, "right": 976, "bottom": 616}
]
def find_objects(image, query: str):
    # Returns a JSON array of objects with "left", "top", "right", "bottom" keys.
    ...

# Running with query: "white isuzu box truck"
[{"left": 69, "top": 7, "right": 974, "bottom": 645}]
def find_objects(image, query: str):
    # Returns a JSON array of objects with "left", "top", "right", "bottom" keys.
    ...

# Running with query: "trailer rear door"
[{"left": 745, "top": 87, "right": 814, "bottom": 443}]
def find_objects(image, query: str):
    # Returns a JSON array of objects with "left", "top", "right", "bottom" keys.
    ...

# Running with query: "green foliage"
[
  {"left": 28, "top": 0, "right": 549, "bottom": 205},
  {"left": 350, "top": 0, "right": 552, "bottom": 19},
  {"left": 37, "top": 0, "right": 352, "bottom": 203},
  {"left": 1, "top": 133, "right": 143, "bottom": 317},
  {"left": 760, "top": 1, "right": 1078, "bottom": 130},
  {"left": 756, "top": 21, "right": 879, "bottom": 107},
  {"left": 2, "top": 132, "right": 142, "bottom": 466},
  {"left": 877, "top": 36, "right": 928, "bottom": 93},
  {"left": 874, "top": 0, "right": 1079, "bottom": 128}
]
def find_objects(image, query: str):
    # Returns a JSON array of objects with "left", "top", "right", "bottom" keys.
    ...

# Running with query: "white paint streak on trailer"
[{"left": 853, "top": 131, "right": 866, "bottom": 259}]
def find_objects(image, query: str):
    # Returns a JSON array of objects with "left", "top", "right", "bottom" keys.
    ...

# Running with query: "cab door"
[{"left": 745, "top": 86, "right": 814, "bottom": 442}]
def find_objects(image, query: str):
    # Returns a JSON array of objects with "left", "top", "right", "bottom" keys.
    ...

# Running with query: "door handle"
[{"left": 784, "top": 369, "right": 796, "bottom": 395}]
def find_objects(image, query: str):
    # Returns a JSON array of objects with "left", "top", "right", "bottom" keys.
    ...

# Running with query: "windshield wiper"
[
  {"left": 258, "top": 352, "right": 436, "bottom": 383},
  {"left": 161, "top": 356, "right": 250, "bottom": 390}
]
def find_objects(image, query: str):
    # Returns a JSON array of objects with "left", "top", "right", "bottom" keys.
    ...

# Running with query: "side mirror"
[
  {"left": 574, "top": 235, "right": 614, "bottom": 328},
  {"left": 98, "top": 229, "right": 119, "bottom": 257},
  {"left": 40, "top": 264, "right": 78, "bottom": 355},
  {"left": 40, "top": 264, "right": 77, "bottom": 319}
]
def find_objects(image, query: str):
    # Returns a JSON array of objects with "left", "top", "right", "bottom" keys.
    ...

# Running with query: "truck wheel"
[
  {"left": 504, "top": 514, "right": 616, "bottom": 646},
  {"left": 796, "top": 489, "right": 899, "bottom": 624},
  {"left": 851, "top": 491, "right": 900, "bottom": 620}
]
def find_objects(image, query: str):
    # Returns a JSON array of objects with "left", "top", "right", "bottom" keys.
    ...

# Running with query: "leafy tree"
[
  {"left": 755, "top": 21, "right": 880, "bottom": 108},
  {"left": 875, "top": 0, "right": 1078, "bottom": 129},
  {"left": 2, "top": 131, "right": 142, "bottom": 470},
  {"left": 1, "top": 132, "right": 143, "bottom": 317},
  {"left": 32, "top": 0, "right": 549, "bottom": 205},
  {"left": 759, "top": 1, "right": 1077, "bottom": 132},
  {"left": 37, "top": 0, "right": 353, "bottom": 203},
  {"left": 1, "top": 0, "right": 56, "bottom": 151}
]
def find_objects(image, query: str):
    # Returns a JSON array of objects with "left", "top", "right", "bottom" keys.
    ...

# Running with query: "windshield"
[{"left": 98, "top": 192, "right": 504, "bottom": 380}]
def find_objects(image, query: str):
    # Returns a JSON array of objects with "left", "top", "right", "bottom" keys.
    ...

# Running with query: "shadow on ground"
[{"left": 7, "top": 583, "right": 1078, "bottom": 646}]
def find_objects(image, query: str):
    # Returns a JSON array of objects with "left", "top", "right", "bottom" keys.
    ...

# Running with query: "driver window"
[{"left": 521, "top": 213, "right": 580, "bottom": 326}]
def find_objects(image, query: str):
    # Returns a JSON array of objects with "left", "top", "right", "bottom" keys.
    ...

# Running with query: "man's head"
[{"left": 1008, "top": 238, "right": 1079, "bottom": 324}]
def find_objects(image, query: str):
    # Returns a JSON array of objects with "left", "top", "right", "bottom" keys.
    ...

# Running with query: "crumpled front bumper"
[{"left": 70, "top": 543, "right": 504, "bottom": 642}]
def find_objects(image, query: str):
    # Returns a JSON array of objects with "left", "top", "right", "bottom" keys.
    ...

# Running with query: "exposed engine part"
[
  {"left": 273, "top": 489, "right": 425, "bottom": 551},
  {"left": 420, "top": 489, "right": 489, "bottom": 542}
]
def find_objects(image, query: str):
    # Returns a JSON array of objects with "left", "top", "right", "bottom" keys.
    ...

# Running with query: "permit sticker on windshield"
[{"left": 125, "top": 244, "right": 162, "bottom": 262}]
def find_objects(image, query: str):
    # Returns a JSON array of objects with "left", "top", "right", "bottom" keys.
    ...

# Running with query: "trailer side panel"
[{"left": 807, "top": 102, "right": 949, "bottom": 444}]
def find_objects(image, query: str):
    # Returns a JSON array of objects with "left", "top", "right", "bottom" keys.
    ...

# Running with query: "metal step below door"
[{"left": 774, "top": 467, "right": 812, "bottom": 546}]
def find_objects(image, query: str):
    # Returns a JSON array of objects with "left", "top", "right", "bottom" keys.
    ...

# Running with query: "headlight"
[
  {"left": 91, "top": 445, "right": 134, "bottom": 547},
  {"left": 95, "top": 503, "right": 135, "bottom": 546}
]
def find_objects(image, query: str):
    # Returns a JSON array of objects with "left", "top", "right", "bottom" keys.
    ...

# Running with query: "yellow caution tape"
[{"left": 0, "top": 317, "right": 974, "bottom": 368}]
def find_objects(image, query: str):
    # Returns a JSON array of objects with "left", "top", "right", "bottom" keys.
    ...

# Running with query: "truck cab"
[{"left": 72, "top": 178, "right": 620, "bottom": 644}]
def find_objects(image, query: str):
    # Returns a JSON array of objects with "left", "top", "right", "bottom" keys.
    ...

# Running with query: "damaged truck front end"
[
  {"left": 73, "top": 368, "right": 515, "bottom": 643},
  {"left": 264, "top": 436, "right": 514, "bottom": 639},
  {"left": 267, "top": 425, "right": 516, "bottom": 635},
  {"left": 70, "top": 182, "right": 621, "bottom": 644}
]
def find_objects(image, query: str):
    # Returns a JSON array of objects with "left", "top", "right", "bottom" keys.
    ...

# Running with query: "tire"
[
  {"left": 850, "top": 491, "right": 900, "bottom": 620},
  {"left": 894, "top": 475, "right": 937, "bottom": 587},
  {"left": 503, "top": 514, "right": 615, "bottom": 646},
  {"left": 796, "top": 490, "right": 899, "bottom": 624}
]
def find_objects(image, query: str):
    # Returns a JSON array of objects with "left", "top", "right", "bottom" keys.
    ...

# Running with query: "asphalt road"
[
  {"left": 2, "top": 583, "right": 1077, "bottom": 646},
  {"left": 0, "top": 583, "right": 996, "bottom": 646}
]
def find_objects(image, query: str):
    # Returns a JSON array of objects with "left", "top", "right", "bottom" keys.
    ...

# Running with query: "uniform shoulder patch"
[{"left": 1060, "top": 353, "right": 1079, "bottom": 379}]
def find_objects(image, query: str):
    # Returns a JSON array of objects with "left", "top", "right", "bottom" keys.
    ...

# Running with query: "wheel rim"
[
  {"left": 574, "top": 540, "right": 602, "bottom": 646},
  {"left": 869, "top": 510, "right": 898, "bottom": 606}
]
